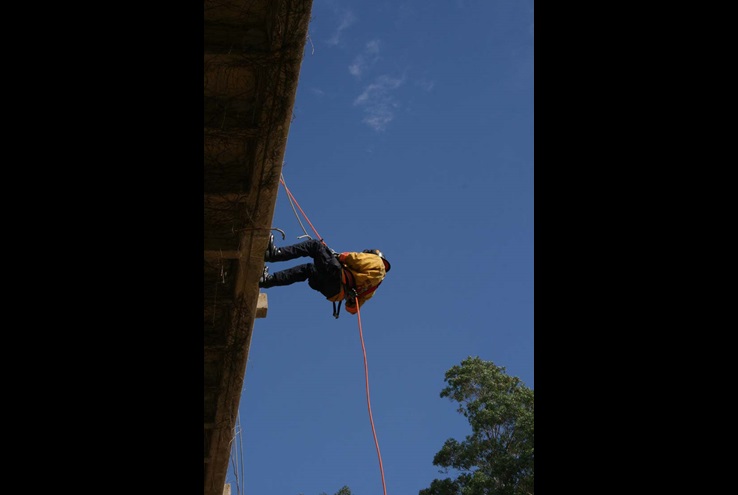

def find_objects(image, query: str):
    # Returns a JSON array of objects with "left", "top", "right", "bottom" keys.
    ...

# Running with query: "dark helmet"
[{"left": 363, "top": 249, "right": 391, "bottom": 272}]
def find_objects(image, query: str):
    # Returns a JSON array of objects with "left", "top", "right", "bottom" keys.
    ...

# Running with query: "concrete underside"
[{"left": 203, "top": 2, "right": 313, "bottom": 495}]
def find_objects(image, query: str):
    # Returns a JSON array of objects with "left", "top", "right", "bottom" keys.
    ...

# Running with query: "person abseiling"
[{"left": 258, "top": 234, "right": 391, "bottom": 317}]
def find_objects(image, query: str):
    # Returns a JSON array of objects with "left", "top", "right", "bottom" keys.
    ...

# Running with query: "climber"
[{"left": 258, "top": 234, "right": 391, "bottom": 316}]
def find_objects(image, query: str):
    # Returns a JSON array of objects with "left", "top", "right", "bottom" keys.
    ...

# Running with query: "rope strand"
[
  {"left": 280, "top": 172, "right": 312, "bottom": 240},
  {"left": 277, "top": 173, "right": 388, "bottom": 494},
  {"left": 356, "top": 303, "right": 388, "bottom": 495},
  {"left": 279, "top": 174, "right": 324, "bottom": 243}
]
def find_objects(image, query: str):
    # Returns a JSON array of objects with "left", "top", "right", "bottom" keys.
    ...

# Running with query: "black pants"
[{"left": 263, "top": 239, "right": 342, "bottom": 299}]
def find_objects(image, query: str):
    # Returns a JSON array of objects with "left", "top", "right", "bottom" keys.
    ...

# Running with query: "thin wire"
[
  {"left": 356, "top": 303, "right": 388, "bottom": 495},
  {"left": 238, "top": 411, "right": 245, "bottom": 495},
  {"left": 228, "top": 420, "right": 241, "bottom": 494},
  {"left": 228, "top": 411, "right": 246, "bottom": 495}
]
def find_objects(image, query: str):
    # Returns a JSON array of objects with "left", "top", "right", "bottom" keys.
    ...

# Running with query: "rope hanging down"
[
  {"left": 277, "top": 172, "right": 388, "bottom": 495},
  {"left": 356, "top": 302, "right": 388, "bottom": 495}
]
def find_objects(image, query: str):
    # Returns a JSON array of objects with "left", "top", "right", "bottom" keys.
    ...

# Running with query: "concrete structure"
[{"left": 204, "top": 1, "right": 313, "bottom": 494}]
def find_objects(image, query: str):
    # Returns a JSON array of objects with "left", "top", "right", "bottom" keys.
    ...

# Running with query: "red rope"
[
  {"left": 279, "top": 175, "right": 324, "bottom": 244},
  {"left": 356, "top": 303, "right": 388, "bottom": 495},
  {"left": 278, "top": 173, "right": 388, "bottom": 494}
]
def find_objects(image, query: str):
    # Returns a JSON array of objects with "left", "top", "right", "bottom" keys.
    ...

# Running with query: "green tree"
[
  {"left": 316, "top": 486, "right": 351, "bottom": 495},
  {"left": 419, "top": 357, "right": 534, "bottom": 495}
]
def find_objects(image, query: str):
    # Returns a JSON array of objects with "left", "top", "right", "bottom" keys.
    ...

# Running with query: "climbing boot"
[
  {"left": 258, "top": 266, "right": 273, "bottom": 288},
  {"left": 264, "top": 233, "right": 281, "bottom": 262}
]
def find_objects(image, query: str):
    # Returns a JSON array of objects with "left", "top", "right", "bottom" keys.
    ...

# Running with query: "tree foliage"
[
  {"left": 317, "top": 486, "right": 351, "bottom": 495},
  {"left": 419, "top": 357, "right": 534, "bottom": 495}
]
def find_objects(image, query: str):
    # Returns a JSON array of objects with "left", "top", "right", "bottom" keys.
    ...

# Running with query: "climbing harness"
[
  {"left": 333, "top": 287, "right": 359, "bottom": 319},
  {"left": 332, "top": 300, "right": 342, "bottom": 319}
]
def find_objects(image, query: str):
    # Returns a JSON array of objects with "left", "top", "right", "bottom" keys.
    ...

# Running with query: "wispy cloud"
[
  {"left": 353, "top": 74, "right": 405, "bottom": 131},
  {"left": 326, "top": 10, "right": 356, "bottom": 46},
  {"left": 416, "top": 78, "right": 435, "bottom": 92},
  {"left": 348, "top": 39, "right": 381, "bottom": 78}
]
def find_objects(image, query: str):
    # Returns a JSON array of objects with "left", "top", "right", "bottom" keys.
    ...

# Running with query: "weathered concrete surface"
[{"left": 203, "top": 1, "right": 313, "bottom": 494}]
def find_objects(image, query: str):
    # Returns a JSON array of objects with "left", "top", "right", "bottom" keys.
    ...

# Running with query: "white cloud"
[
  {"left": 353, "top": 74, "right": 405, "bottom": 131},
  {"left": 348, "top": 61, "right": 363, "bottom": 77},
  {"left": 365, "top": 39, "right": 380, "bottom": 54},
  {"left": 417, "top": 79, "right": 435, "bottom": 92},
  {"left": 362, "top": 109, "right": 395, "bottom": 132},
  {"left": 326, "top": 10, "right": 356, "bottom": 46},
  {"left": 348, "top": 39, "right": 381, "bottom": 79}
]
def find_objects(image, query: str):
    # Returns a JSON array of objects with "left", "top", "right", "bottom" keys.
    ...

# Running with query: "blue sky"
[{"left": 227, "top": 1, "right": 533, "bottom": 494}]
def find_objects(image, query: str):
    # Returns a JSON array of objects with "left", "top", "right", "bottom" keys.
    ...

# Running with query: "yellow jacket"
[{"left": 328, "top": 251, "right": 387, "bottom": 314}]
